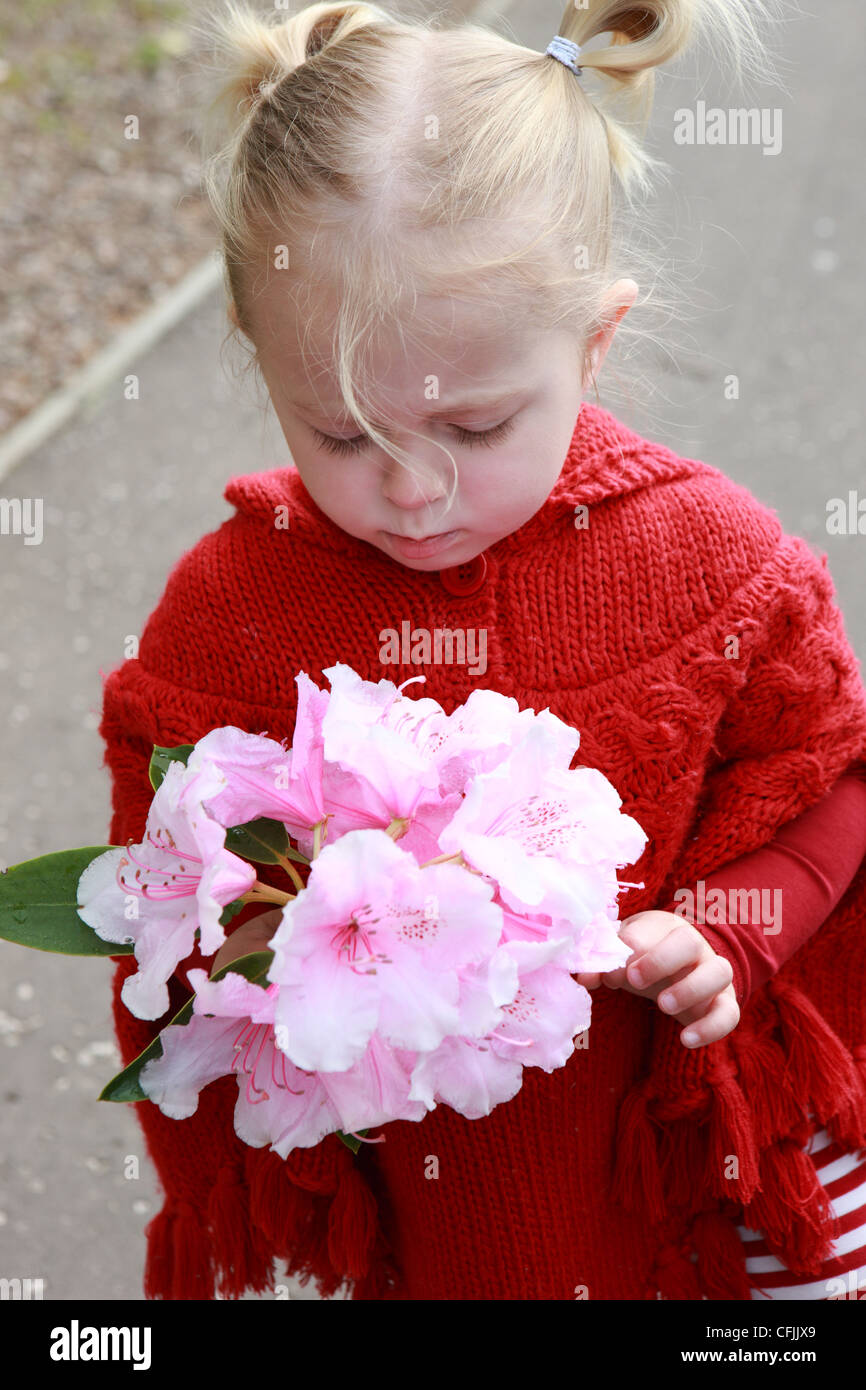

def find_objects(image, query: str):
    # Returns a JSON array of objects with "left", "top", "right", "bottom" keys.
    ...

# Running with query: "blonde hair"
[{"left": 196, "top": 0, "right": 785, "bottom": 510}]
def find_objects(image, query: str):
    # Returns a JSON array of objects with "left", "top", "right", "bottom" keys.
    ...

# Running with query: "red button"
[{"left": 438, "top": 552, "right": 488, "bottom": 596}]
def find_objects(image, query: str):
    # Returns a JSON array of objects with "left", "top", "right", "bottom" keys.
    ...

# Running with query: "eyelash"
[{"left": 311, "top": 416, "right": 517, "bottom": 458}]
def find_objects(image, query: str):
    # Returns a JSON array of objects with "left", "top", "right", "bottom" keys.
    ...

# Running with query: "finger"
[
  {"left": 626, "top": 925, "right": 704, "bottom": 990},
  {"left": 575, "top": 972, "right": 602, "bottom": 989},
  {"left": 656, "top": 956, "right": 734, "bottom": 1016},
  {"left": 677, "top": 989, "right": 741, "bottom": 1048},
  {"left": 594, "top": 947, "right": 637, "bottom": 991},
  {"left": 602, "top": 957, "right": 648, "bottom": 990},
  {"left": 605, "top": 954, "right": 697, "bottom": 1001},
  {"left": 602, "top": 915, "right": 677, "bottom": 990},
  {"left": 675, "top": 986, "right": 740, "bottom": 1026},
  {"left": 619, "top": 960, "right": 694, "bottom": 1002}
]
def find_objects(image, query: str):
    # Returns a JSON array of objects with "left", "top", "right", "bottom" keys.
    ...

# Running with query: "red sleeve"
[{"left": 660, "top": 773, "right": 866, "bottom": 1005}]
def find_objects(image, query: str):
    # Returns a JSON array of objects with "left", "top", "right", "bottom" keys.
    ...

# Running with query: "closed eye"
[{"left": 311, "top": 416, "right": 517, "bottom": 458}]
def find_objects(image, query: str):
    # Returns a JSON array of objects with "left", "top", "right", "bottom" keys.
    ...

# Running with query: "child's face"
[{"left": 245, "top": 282, "right": 600, "bottom": 571}]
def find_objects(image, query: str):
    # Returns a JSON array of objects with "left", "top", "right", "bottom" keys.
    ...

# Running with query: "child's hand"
[
  {"left": 575, "top": 910, "right": 740, "bottom": 1048},
  {"left": 211, "top": 908, "right": 283, "bottom": 976}
]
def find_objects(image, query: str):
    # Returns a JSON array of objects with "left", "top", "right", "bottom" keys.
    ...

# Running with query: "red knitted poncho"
[{"left": 99, "top": 402, "right": 866, "bottom": 1300}]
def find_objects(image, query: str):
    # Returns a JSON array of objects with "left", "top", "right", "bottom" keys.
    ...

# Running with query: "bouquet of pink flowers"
[{"left": 0, "top": 664, "right": 647, "bottom": 1159}]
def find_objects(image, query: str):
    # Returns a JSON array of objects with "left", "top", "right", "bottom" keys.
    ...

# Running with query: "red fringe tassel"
[
  {"left": 769, "top": 980, "right": 866, "bottom": 1147},
  {"left": 206, "top": 1166, "right": 275, "bottom": 1299},
  {"left": 610, "top": 1081, "right": 667, "bottom": 1223},
  {"left": 613, "top": 976, "right": 866, "bottom": 1299},
  {"left": 327, "top": 1164, "right": 379, "bottom": 1281},
  {"left": 143, "top": 1200, "right": 215, "bottom": 1300},
  {"left": 692, "top": 1209, "right": 754, "bottom": 1300}
]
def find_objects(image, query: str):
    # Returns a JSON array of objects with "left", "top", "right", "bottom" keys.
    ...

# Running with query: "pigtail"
[
  {"left": 195, "top": 1, "right": 394, "bottom": 129},
  {"left": 551, "top": 0, "right": 786, "bottom": 200}
]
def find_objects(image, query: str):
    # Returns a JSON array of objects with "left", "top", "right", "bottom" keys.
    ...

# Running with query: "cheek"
[
  {"left": 477, "top": 440, "right": 561, "bottom": 514},
  {"left": 290, "top": 450, "right": 340, "bottom": 508}
]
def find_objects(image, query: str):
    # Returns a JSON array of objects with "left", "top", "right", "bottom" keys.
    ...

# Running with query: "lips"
[{"left": 384, "top": 529, "right": 462, "bottom": 558}]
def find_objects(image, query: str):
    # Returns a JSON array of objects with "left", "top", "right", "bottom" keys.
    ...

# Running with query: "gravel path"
[
  {"left": 0, "top": 0, "right": 477, "bottom": 436},
  {"left": 0, "top": 0, "right": 220, "bottom": 433}
]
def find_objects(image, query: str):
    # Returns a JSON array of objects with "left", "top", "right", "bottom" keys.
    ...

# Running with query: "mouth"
[
  {"left": 384, "top": 529, "right": 462, "bottom": 558},
  {"left": 392, "top": 530, "right": 451, "bottom": 542}
]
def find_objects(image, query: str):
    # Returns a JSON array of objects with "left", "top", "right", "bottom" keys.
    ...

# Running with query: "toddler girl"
[{"left": 101, "top": 0, "right": 866, "bottom": 1299}]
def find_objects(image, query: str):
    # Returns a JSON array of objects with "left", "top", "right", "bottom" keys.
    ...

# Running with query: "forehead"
[{"left": 245, "top": 276, "right": 547, "bottom": 421}]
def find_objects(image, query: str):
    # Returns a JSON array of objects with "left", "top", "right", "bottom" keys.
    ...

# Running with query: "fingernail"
[
  {"left": 659, "top": 992, "right": 675, "bottom": 1011},
  {"left": 682, "top": 1031, "right": 699, "bottom": 1046},
  {"left": 630, "top": 968, "right": 644, "bottom": 987}
]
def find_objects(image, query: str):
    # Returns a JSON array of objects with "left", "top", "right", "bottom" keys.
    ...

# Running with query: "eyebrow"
[{"left": 291, "top": 391, "right": 521, "bottom": 427}]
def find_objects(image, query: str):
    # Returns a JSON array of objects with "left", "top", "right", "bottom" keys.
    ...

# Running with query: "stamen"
[
  {"left": 239, "top": 1021, "right": 264, "bottom": 1075},
  {"left": 329, "top": 919, "right": 379, "bottom": 972},
  {"left": 245, "top": 1067, "right": 269, "bottom": 1105},
  {"left": 271, "top": 1034, "right": 304, "bottom": 1095},
  {"left": 246, "top": 1025, "right": 271, "bottom": 1102},
  {"left": 145, "top": 835, "right": 203, "bottom": 867},
  {"left": 397, "top": 675, "right": 426, "bottom": 695},
  {"left": 115, "top": 841, "right": 199, "bottom": 900}
]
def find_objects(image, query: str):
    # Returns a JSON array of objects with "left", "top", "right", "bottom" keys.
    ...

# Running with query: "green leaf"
[
  {"left": 208, "top": 948, "right": 274, "bottom": 988},
  {"left": 224, "top": 816, "right": 306, "bottom": 865},
  {"left": 148, "top": 743, "right": 194, "bottom": 792},
  {"left": 337, "top": 1130, "right": 368, "bottom": 1154},
  {"left": 0, "top": 847, "right": 134, "bottom": 955},
  {"left": 100, "top": 996, "right": 197, "bottom": 1103},
  {"left": 148, "top": 746, "right": 310, "bottom": 869},
  {"left": 99, "top": 949, "right": 274, "bottom": 1103},
  {"left": 218, "top": 898, "right": 246, "bottom": 927}
]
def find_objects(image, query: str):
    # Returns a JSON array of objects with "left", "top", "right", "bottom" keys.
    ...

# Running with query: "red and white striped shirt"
[
  {"left": 738, "top": 1121, "right": 866, "bottom": 1300},
  {"left": 667, "top": 771, "right": 866, "bottom": 1300}
]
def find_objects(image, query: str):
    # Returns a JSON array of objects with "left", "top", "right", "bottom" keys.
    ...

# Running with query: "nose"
[{"left": 379, "top": 449, "right": 448, "bottom": 512}]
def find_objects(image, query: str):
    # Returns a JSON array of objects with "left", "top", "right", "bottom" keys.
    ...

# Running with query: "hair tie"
[{"left": 545, "top": 35, "right": 583, "bottom": 78}]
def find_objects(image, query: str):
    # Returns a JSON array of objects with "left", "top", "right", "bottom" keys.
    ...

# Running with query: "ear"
[{"left": 581, "top": 280, "right": 638, "bottom": 393}]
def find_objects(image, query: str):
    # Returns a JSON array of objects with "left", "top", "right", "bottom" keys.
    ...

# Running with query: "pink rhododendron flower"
[
  {"left": 407, "top": 959, "right": 590, "bottom": 1118},
  {"left": 186, "top": 673, "right": 329, "bottom": 856},
  {"left": 268, "top": 828, "right": 505, "bottom": 1072},
  {"left": 495, "top": 895, "right": 634, "bottom": 976},
  {"left": 408, "top": 1034, "right": 525, "bottom": 1120},
  {"left": 139, "top": 967, "right": 427, "bottom": 1154},
  {"left": 91, "top": 662, "right": 649, "bottom": 1157},
  {"left": 77, "top": 759, "right": 256, "bottom": 1020},
  {"left": 437, "top": 719, "right": 647, "bottom": 927},
  {"left": 318, "top": 667, "right": 442, "bottom": 835},
  {"left": 323, "top": 665, "right": 536, "bottom": 792}
]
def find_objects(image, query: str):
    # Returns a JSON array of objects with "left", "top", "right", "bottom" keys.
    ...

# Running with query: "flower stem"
[
  {"left": 419, "top": 850, "right": 466, "bottom": 869},
  {"left": 242, "top": 883, "right": 293, "bottom": 907},
  {"left": 273, "top": 853, "right": 305, "bottom": 893}
]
